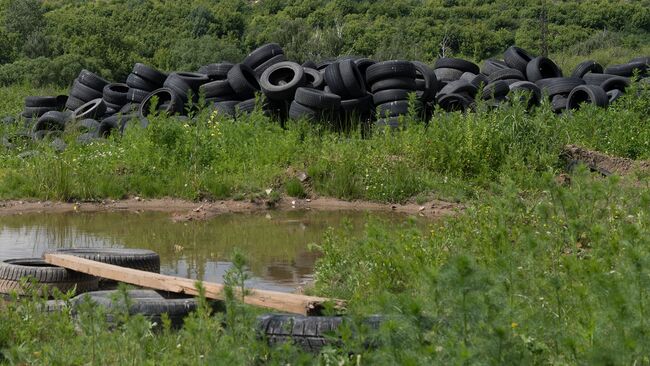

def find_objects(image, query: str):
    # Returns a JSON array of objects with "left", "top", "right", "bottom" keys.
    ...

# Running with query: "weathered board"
[{"left": 44, "top": 253, "right": 344, "bottom": 316}]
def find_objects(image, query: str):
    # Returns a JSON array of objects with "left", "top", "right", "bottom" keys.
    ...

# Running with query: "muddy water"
[{"left": 0, "top": 210, "right": 422, "bottom": 293}]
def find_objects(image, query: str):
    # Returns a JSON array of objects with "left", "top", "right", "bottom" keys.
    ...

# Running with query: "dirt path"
[{"left": 0, "top": 196, "right": 462, "bottom": 221}]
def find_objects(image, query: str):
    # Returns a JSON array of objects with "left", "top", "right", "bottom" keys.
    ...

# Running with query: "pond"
[{"left": 0, "top": 210, "right": 423, "bottom": 293}]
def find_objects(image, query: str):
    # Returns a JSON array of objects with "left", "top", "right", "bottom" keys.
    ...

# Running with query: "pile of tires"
[{"left": 2, "top": 44, "right": 648, "bottom": 150}]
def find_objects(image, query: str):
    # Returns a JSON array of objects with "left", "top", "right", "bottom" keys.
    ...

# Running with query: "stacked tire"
[{"left": 365, "top": 60, "right": 419, "bottom": 129}]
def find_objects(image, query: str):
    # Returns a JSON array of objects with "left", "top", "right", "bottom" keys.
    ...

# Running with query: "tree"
[{"left": 4, "top": 0, "right": 45, "bottom": 43}]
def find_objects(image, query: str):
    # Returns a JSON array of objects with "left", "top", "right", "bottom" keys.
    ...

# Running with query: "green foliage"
[{"left": 0, "top": 0, "right": 648, "bottom": 86}]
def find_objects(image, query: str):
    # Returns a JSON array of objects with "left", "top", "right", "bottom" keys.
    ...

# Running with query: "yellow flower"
[{"left": 511, "top": 322, "right": 519, "bottom": 329}]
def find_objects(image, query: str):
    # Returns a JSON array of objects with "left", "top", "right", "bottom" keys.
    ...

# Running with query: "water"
[{"left": 0, "top": 210, "right": 421, "bottom": 293}]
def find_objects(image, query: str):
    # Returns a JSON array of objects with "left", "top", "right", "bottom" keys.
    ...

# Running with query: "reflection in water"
[{"left": 0, "top": 210, "right": 420, "bottom": 292}]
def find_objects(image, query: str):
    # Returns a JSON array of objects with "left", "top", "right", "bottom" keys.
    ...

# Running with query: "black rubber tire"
[
  {"left": 69, "top": 118, "right": 100, "bottom": 134},
  {"left": 376, "top": 100, "right": 416, "bottom": 117},
  {"left": 607, "top": 89, "right": 624, "bottom": 104},
  {"left": 481, "top": 81, "right": 510, "bottom": 100},
  {"left": 234, "top": 98, "right": 260, "bottom": 116},
  {"left": 372, "top": 89, "right": 413, "bottom": 105},
  {"left": 582, "top": 73, "right": 624, "bottom": 85},
  {"left": 354, "top": 58, "right": 376, "bottom": 79},
  {"left": 301, "top": 61, "right": 317, "bottom": 69},
  {"left": 73, "top": 99, "right": 107, "bottom": 120},
  {"left": 72, "top": 290, "right": 203, "bottom": 328},
  {"left": 460, "top": 72, "right": 488, "bottom": 88},
  {"left": 132, "top": 63, "right": 167, "bottom": 86},
  {"left": 552, "top": 95, "right": 568, "bottom": 113},
  {"left": 200, "top": 80, "right": 235, "bottom": 99},
  {"left": 22, "top": 106, "right": 56, "bottom": 118},
  {"left": 139, "top": 88, "right": 184, "bottom": 118},
  {"left": 365, "top": 61, "right": 416, "bottom": 85},
  {"left": 323, "top": 61, "right": 347, "bottom": 97},
  {"left": 294, "top": 88, "right": 341, "bottom": 109},
  {"left": 526, "top": 56, "right": 563, "bottom": 82},
  {"left": 604, "top": 61, "right": 648, "bottom": 77},
  {"left": 571, "top": 60, "right": 603, "bottom": 78},
  {"left": 434, "top": 58, "right": 479, "bottom": 74},
  {"left": 65, "top": 95, "right": 86, "bottom": 111},
  {"left": 77, "top": 69, "right": 109, "bottom": 91},
  {"left": 567, "top": 85, "right": 608, "bottom": 110},
  {"left": 437, "top": 93, "right": 474, "bottom": 112},
  {"left": 289, "top": 101, "right": 318, "bottom": 121},
  {"left": 481, "top": 59, "right": 509, "bottom": 76},
  {"left": 412, "top": 61, "right": 438, "bottom": 101},
  {"left": 439, "top": 80, "right": 478, "bottom": 98},
  {"left": 227, "top": 64, "right": 261, "bottom": 100},
  {"left": 509, "top": 81, "right": 542, "bottom": 107},
  {"left": 33, "top": 111, "right": 66, "bottom": 132},
  {"left": 600, "top": 76, "right": 630, "bottom": 92},
  {"left": 243, "top": 43, "right": 284, "bottom": 70},
  {"left": 434, "top": 67, "right": 464, "bottom": 82},
  {"left": 304, "top": 67, "right": 325, "bottom": 90},
  {"left": 198, "top": 62, "right": 234, "bottom": 81},
  {"left": 126, "top": 73, "right": 159, "bottom": 92},
  {"left": 487, "top": 68, "right": 525, "bottom": 83},
  {"left": 375, "top": 117, "right": 402, "bottom": 130},
  {"left": 102, "top": 83, "right": 129, "bottom": 106},
  {"left": 70, "top": 79, "right": 104, "bottom": 101},
  {"left": 535, "top": 77, "right": 585, "bottom": 97},
  {"left": 25, "top": 96, "right": 59, "bottom": 108},
  {"left": 503, "top": 46, "right": 535, "bottom": 73},
  {"left": 98, "top": 118, "right": 119, "bottom": 137},
  {"left": 254, "top": 54, "right": 287, "bottom": 79},
  {"left": 340, "top": 94, "right": 373, "bottom": 121},
  {"left": 0, "top": 258, "right": 98, "bottom": 296},
  {"left": 127, "top": 88, "right": 151, "bottom": 103},
  {"left": 260, "top": 61, "right": 306, "bottom": 101},
  {"left": 43, "top": 248, "right": 160, "bottom": 273},
  {"left": 213, "top": 100, "right": 239, "bottom": 118},
  {"left": 339, "top": 59, "right": 367, "bottom": 98},
  {"left": 120, "top": 103, "right": 140, "bottom": 114},
  {"left": 370, "top": 77, "right": 416, "bottom": 93}
]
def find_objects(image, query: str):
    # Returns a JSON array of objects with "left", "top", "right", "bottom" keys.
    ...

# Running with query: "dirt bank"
[
  {"left": 561, "top": 144, "right": 650, "bottom": 176},
  {"left": 0, "top": 196, "right": 462, "bottom": 221}
]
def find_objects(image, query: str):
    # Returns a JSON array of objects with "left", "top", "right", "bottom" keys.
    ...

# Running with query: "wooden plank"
[{"left": 44, "top": 253, "right": 345, "bottom": 316}]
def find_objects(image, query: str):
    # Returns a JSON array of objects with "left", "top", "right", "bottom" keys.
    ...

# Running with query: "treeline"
[{"left": 0, "top": 0, "right": 648, "bottom": 87}]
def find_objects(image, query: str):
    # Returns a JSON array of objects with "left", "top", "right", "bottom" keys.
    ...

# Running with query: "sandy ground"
[{"left": 0, "top": 196, "right": 462, "bottom": 221}]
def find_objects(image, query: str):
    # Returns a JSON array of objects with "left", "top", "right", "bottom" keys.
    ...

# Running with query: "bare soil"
[
  {"left": 561, "top": 144, "right": 650, "bottom": 176},
  {"left": 0, "top": 196, "right": 462, "bottom": 221}
]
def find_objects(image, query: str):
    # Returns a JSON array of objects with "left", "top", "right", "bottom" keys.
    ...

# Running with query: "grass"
[{"left": 1, "top": 82, "right": 650, "bottom": 363}]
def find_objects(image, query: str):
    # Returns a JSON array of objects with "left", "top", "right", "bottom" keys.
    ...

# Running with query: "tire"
[
  {"left": 260, "top": 61, "right": 306, "bottom": 101},
  {"left": 294, "top": 88, "right": 341, "bottom": 109},
  {"left": 487, "top": 68, "right": 525, "bottom": 83},
  {"left": 460, "top": 72, "right": 489, "bottom": 88},
  {"left": 354, "top": 58, "right": 376, "bottom": 79},
  {"left": 412, "top": 61, "right": 437, "bottom": 102},
  {"left": 103, "top": 83, "right": 129, "bottom": 106},
  {"left": 481, "top": 81, "right": 510, "bottom": 100},
  {"left": 301, "top": 61, "right": 317, "bottom": 69},
  {"left": 120, "top": 103, "right": 140, "bottom": 114},
  {"left": 139, "top": 88, "right": 184, "bottom": 118},
  {"left": 567, "top": 85, "right": 608, "bottom": 110},
  {"left": 72, "top": 290, "right": 202, "bottom": 328},
  {"left": 552, "top": 94, "right": 568, "bottom": 113},
  {"left": 340, "top": 95, "right": 373, "bottom": 121},
  {"left": 437, "top": 93, "right": 474, "bottom": 112},
  {"left": 434, "top": 58, "right": 479, "bottom": 74},
  {"left": 289, "top": 101, "right": 318, "bottom": 121},
  {"left": 535, "top": 77, "right": 585, "bottom": 97},
  {"left": 323, "top": 61, "right": 347, "bottom": 97},
  {"left": 304, "top": 68, "right": 324, "bottom": 90},
  {"left": 127, "top": 88, "right": 151, "bottom": 103},
  {"left": 376, "top": 100, "right": 415, "bottom": 117},
  {"left": 439, "top": 80, "right": 478, "bottom": 98},
  {"left": 213, "top": 100, "right": 239, "bottom": 118},
  {"left": 372, "top": 89, "right": 413, "bottom": 105},
  {"left": 227, "top": 64, "right": 261, "bottom": 100},
  {"left": 339, "top": 59, "right": 367, "bottom": 98},
  {"left": 0, "top": 258, "right": 98, "bottom": 296},
  {"left": 68, "top": 118, "right": 100, "bottom": 134},
  {"left": 375, "top": 117, "right": 402, "bottom": 130},
  {"left": 65, "top": 95, "right": 86, "bottom": 111},
  {"left": 198, "top": 62, "right": 234, "bottom": 81},
  {"left": 243, "top": 43, "right": 284, "bottom": 70},
  {"left": 22, "top": 106, "right": 56, "bottom": 118},
  {"left": 254, "top": 54, "right": 287, "bottom": 79},
  {"left": 370, "top": 77, "right": 416, "bottom": 93},
  {"left": 607, "top": 89, "right": 624, "bottom": 104},
  {"left": 365, "top": 61, "right": 416, "bottom": 85},
  {"left": 199, "top": 80, "right": 235, "bottom": 98},
  {"left": 34, "top": 111, "right": 66, "bottom": 132},
  {"left": 481, "top": 59, "right": 509, "bottom": 76},
  {"left": 526, "top": 56, "right": 563, "bottom": 82},
  {"left": 604, "top": 61, "right": 648, "bottom": 77},
  {"left": 44, "top": 248, "right": 160, "bottom": 273},
  {"left": 127, "top": 73, "right": 159, "bottom": 92},
  {"left": 132, "top": 63, "right": 167, "bottom": 86},
  {"left": 509, "top": 81, "right": 542, "bottom": 107},
  {"left": 25, "top": 96, "right": 59, "bottom": 108},
  {"left": 73, "top": 99, "right": 107, "bottom": 120},
  {"left": 582, "top": 73, "right": 624, "bottom": 85},
  {"left": 434, "top": 67, "right": 464, "bottom": 82},
  {"left": 600, "top": 76, "right": 631, "bottom": 92},
  {"left": 77, "top": 69, "right": 109, "bottom": 91},
  {"left": 503, "top": 46, "right": 535, "bottom": 73},
  {"left": 168, "top": 72, "right": 209, "bottom": 93},
  {"left": 70, "top": 79, "right": 103, "bottom": 101},
  {"left": 571, "top": 60, "right": 603, "bottom": 78}
]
